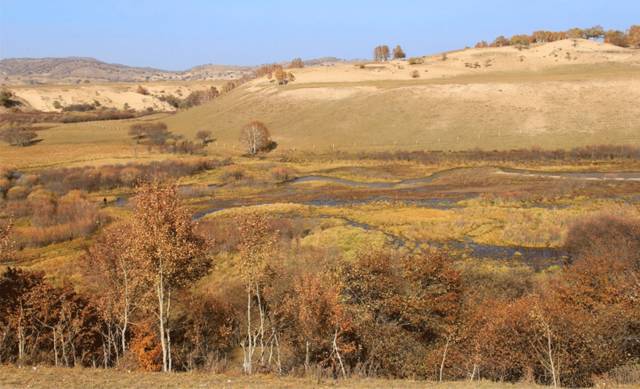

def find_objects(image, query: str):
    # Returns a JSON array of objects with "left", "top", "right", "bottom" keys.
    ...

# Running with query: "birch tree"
[
  {"left": 236, "top": 212, "right": 278, "bottom": 374},
  {"left": 130, "top": 181, "right": 210, "bottom": 372},
  {"left": 240, "top": 121, "right": 272, "bottom": 156},
  {"left": 84, "top": 222, "right": 145, "bottom": 361}
]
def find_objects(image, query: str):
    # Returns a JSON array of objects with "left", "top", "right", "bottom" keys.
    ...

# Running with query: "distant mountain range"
[
  {"left": 0, "top": 57, "right": 254, "bottom": 84},
  {"left": 0, "top": 56, "right": 347, "bottom": 85}
]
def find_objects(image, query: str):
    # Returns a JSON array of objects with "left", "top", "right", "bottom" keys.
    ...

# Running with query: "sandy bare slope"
[{"left": 8, "top": 81, "right": 227, "bottom": 112}]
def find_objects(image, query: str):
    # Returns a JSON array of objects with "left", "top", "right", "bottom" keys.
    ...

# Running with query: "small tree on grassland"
[
  {"left": 373, "top": 45, "right": 390, "bottom": 61},
  {"left": 393, "top": 45, "right": 406, "bottom": 59},
  {"left": 195, "top": 130, "right": 213, "bottom": 145},
  {"left": 240, "top": 121, "right": 273, "bottom": 155}
]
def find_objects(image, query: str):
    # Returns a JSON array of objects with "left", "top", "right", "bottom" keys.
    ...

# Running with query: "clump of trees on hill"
[
  {"left": 127, "top": 122, "right": 209, "bottom": 154},
  {"left": 157, "top": 86, "right": 220, "bottom": 110},
  {"left": 476, "top": 24, "right": 640, "bottom": 48},
  {"left": 372, "top": 44, "right": 406, "bottom": 61},
  {"left": 255, "top": 64, "right": 296, "bottom": 85}
]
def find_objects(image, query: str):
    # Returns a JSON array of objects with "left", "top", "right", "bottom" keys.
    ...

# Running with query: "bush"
[
  {"left": 158, "top": 94, "right": 181, "bottom": 109},
  {"left": 14, "top": 190, "right": 106, "bottom": 248},
  {"left": 61, "top": 103, "right": 95, "bottom": 112},
  {"left": 33, "top": 158, "right": 228, "bottom": 193},
  {"left": 408, "top": 57, "right": 424, "bottom": 65},
  {"left": 220, "top": 167, "right": 245, "bottom": 183},
  {"left": 564, "top": 213, "right": 640, "bottom": 264},
  {"left": 410, "top": 70, "right": 420, "bottom": 78},
  {"left": 0, "top": 89, "right": 21, "bottom": 108},
  {"left": 136, "top": 85, "right": 150, "bottom": 95},
  {"left": 270, "top": 166, "right": 295, "bottom": 182},
  {"left": 6, "top": 186, "right": 29, "bottom": 200},
  {"left": 0, "top": 127, "right": 39, "bottom": 147}
]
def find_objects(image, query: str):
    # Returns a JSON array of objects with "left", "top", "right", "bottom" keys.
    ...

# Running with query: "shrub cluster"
[
  {"left": 292, "top": 145, "right": 640, "bottom": 164},
  {"left": 0, "top": 159, "right": 228, "bottom": 197},
  {"left": 477, "top": 24, "right": 640, "bottom": 48},
  {"left": 2, "top": 210, "right": 638, "bottom": 385}
]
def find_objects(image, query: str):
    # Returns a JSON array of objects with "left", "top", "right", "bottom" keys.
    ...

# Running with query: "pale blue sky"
[{"left": 1, "top": 0, "right": 638, "bottom": 70}]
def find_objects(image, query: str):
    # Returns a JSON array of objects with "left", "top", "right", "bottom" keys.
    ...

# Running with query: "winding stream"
[
  {"left": 290, "top": 167, "right": 640, "bottom": 188},
  {"left": 115, "top": 166, "right": 637, "bottom": 264}
]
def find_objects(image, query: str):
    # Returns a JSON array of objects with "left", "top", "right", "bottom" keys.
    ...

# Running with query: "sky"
[{"left": 1, "top": 0, "right": 638, "bottom": 70}]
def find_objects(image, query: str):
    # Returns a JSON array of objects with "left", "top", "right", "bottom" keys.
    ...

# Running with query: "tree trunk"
[
  {"left": 546, "top": 327, "right": 558, "bottom": 387},
  {"left": 17, "top": 305, "right": 24, "bottom": 364},
  {"left": 52, "top": 328, "right": 59, "bottom": 367},
  {"left": 439, "top": 337, "right": 450, "bottom": 383},
  {"left": 255, "top": 282, "right": 265, "bottom": 366},
  {"left": 157, "top": 274, "right": 169, "bottom": 372},
  {"left": 333, "top": 329, "right": 347, "bottom": 379},
  {"left": 305, "top": 341, "right": 310, "bottom": 374},
  {"left": 243, "top": 287, "right": 253, "bottom": 374}
]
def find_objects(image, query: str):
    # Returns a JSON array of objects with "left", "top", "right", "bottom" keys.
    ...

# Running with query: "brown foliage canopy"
[
  {"left": 373, "top": 45, "right": 390, "bottom": 61},
  {"left": 240, "top": 121, "right": 274, "bottom": 155},
  {"left": 392, "top": 45, "right": 406, "bottom": 59}
]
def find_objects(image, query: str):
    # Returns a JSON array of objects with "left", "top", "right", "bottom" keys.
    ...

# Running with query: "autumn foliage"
[
  {"left": 1, "top": 178, "right": 639, "bottom": 385},
  {"left": 477, "top": 24, "right": 640, "bottom": 49}
]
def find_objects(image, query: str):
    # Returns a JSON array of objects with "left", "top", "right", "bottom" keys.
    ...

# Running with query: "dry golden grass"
[
  {"left": 3, "top": 40, "right": 639, "bottom": 170},
  {"left": 0, "top": 366, "right": 549, "bottom": 389}
]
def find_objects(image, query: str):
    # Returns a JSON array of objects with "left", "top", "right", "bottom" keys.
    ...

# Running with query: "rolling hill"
[
  {"left": 161, "top": 39, "right": 640, "bottom": 152},
  {"left": 0, "top": 57, "right": 252, "bottom": 84},
  {"left": 2, "top": 39, "right": 640, "bottom": 169}
]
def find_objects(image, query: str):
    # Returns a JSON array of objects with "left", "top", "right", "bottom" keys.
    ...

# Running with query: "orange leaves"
[
  {"left": 131, "top": 180, "right": 209, "bottom": 289},
  {"left": 130, "top": 322, "right": 162, "bottom": 372}
]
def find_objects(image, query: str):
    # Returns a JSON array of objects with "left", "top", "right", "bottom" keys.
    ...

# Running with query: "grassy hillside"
[
  {"left": 2, "top": 39, "right": 639, "bottom": 170},
  {"left": 162, "top": 40, "right": 640, "bottom": 152}
]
